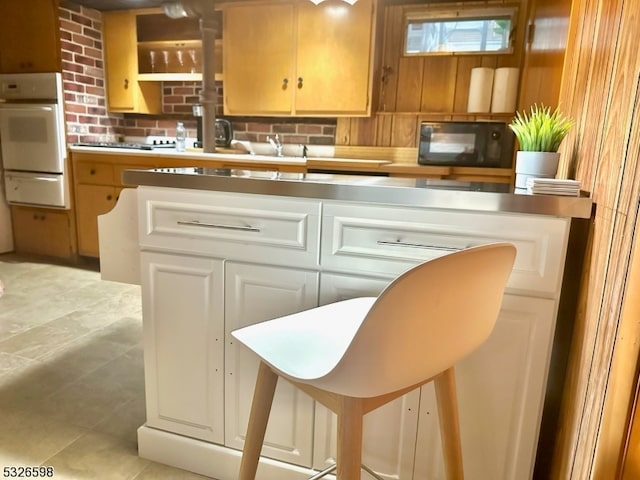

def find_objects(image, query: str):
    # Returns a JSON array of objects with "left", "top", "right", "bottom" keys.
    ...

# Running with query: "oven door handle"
[
  {"left": 0, "top": 105, "right": 55, "bottom": 112},
  {"left": 6, "top": 174, "right": 60, "bottom": 182}
]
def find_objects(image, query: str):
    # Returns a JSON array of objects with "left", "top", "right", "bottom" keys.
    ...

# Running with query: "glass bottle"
[{"left": 176, "top": 121, "right": 186, "bottom": 152}]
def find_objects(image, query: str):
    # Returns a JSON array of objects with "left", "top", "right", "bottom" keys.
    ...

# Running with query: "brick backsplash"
[{"left": 60, "top": 2, "right": 337, "bottom": 146}]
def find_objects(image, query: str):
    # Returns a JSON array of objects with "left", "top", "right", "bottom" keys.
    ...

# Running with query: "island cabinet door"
[
  {"left": 224, "top": 261, "right": 319, "bottom": 467},
  {"left": 140, "top": 251, "right": 225, "bottom": 444},
  {"left": 414, "top": 294, "right": 557, "bottom": 480},
  {"left": 314, "top": 272, "right": 419, "bottom": 480}
]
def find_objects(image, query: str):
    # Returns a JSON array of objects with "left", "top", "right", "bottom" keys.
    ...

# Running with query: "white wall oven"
[{"left": 0, "top": 73, "right": 68, "bottom": 208}]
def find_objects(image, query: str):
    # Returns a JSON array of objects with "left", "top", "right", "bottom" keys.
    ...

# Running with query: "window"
[{"left": 404, "top": 6, "right": 517, "bottom": 56}]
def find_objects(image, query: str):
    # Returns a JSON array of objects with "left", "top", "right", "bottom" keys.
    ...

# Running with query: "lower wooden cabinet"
[
  {"left": 11, "top": 206, "right": 74, "bottom": 258},
  {"left": 72, "top": 152, "right": 150, "bottom": 257},
  {"left": 75, "top": 184, "right": 120, "bottom": 257}
]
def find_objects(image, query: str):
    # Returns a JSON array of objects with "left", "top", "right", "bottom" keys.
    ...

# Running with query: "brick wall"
[
  {"left": 60, "top": 3, "right": 337, "bottom": 146},
  {"left": 59, "top": 3, "right": 120, "bottom": 143}
]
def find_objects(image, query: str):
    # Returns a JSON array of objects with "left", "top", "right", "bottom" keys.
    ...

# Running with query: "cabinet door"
[
  {"left": 103, "top": 11, "right": 137, "bottom": 111},
  {"left": 0, "top": 0, "right": 60, "bottom": 73},
  {"left": 75, "top": 184, "right": 118, "bottom": 257},
  {"left": 314, "top": 272, "right": 419, "bottom": 480},
  {"left": 295, "top": 0, "right": 374, "bottom": 115},
  {"left": 11, "top": 206, "right": 73, "bottom": 258},
  {"left": 414, "top": 295, "right": 557, "bottom": 480},
  {"left": 141, "top": 251, "right": 225, "bottom": 444},
  {"left": 223, "top": 2, "right": 295, "bottom": 115},
  {"left": 225, "top": 261, "right": 318, "bottom": 467},
  {"left": 103, "top": 11, "right": 161, "bottom": 114}
]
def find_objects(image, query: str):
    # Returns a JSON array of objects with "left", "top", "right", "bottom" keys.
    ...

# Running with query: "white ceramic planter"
[{"left": 514, "top": 151, "right": 560, "bottom": 189}]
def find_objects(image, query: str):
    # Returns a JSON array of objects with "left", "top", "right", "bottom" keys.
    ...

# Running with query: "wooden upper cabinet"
[
  {"left": 518, "top": 0, "right": 572, "bottom": 111},
  {"left": 295, "top": 0, "right": 374, "bottom": 115},
  {"left": 0, "top": 0, "right": 61, "bottom": 73},
  {"left": 103, "top": 10, "right": 162, "bottom": 114},
  {"left": 224, "top": 2, "right": 295, "bottom": 115},
  {"left": 223, "top": 0, "right": 375, "bottom": 117}
]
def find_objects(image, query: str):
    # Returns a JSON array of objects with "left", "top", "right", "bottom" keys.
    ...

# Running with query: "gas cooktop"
[{"left": 73, "top": 141, "right": 176, "bottom": 150}]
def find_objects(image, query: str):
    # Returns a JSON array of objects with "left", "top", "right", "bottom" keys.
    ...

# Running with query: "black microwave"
[{"left": 418, "top": 121, "right": 514, "bottom": 168}]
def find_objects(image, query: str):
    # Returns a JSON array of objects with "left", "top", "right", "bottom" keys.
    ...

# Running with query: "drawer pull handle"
[
  {"left": 177, "top": 220, "right": 260, "bottom": 232},
  {"left": 377, "top": 240, "right": 461, "bottom": 252}
]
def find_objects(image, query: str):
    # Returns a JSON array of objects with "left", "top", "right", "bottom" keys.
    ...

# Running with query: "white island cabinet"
[{"left": 99, "top": 172, "right": 591, "bottom": 480}]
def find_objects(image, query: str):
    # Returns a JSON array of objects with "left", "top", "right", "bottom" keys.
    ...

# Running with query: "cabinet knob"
[
  {"left": 124, "top": 78, "right": 129, "bottom": 90},
  {"left": 282, "top": 78, "right": 288, "bottom": 90},
  {"left": 297, "top": 77, "right": 303, "bottom": 89},
  {"left": 90, "top": 168, "right": 96, "bottom": 175},
  {"left": 107, "top": 194, "right": 113, "bottom": 201}
]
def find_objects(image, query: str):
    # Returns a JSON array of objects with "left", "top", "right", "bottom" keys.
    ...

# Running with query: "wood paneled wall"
[
  {"left": 336, "top": 0, "right": 530, "bottom": 148},
  {"left": 549, "top": 0, "right": 640, "bottom": 478},
  {"left": 336, "top": 0, "right": 529, "bottom": 147}
]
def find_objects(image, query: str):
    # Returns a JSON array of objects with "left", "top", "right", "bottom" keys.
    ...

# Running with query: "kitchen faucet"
[{"left": 267, "top": 134, "right": 283, "bottom": 157}]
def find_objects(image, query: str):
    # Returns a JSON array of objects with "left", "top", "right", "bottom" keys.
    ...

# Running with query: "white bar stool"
[{"left": 232, "top": 243, "right": 517, "bottom": 480}]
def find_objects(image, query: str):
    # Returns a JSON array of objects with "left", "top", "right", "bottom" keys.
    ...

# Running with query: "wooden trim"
[{"left": 616, "top": 207, "right": 640, "bottom": 478}]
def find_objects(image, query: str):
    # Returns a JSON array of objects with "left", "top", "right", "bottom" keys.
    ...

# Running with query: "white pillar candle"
[
  {"left": 491, "top": 67, "right": 520, "bottom": 113},
  {"left": 467, "top": 67, "right": 495, "bottom": 113}
]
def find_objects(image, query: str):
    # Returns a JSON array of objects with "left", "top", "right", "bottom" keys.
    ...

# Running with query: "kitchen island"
[{"left": 98, "top": 168, "right": 592, "bottom": 480}]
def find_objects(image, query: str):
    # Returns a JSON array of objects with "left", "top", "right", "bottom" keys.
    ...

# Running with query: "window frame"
[{"left": 402, "top": 4, "right": 518, "bottom": 57}]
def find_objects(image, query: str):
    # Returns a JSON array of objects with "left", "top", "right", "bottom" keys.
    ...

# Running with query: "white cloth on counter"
[{"left": 526, "top": 178, "right": 581, "bottom": 196}]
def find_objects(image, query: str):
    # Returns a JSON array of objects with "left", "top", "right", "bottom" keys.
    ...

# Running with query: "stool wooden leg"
[
  {"left": 434, "top": 367, "right": 464, "bottom": 480},
  {"left": 336, "top": 396, "right": 364, "bottom": 480},
  {"left": 238, "top": 361, "right": 279, "bottom": 480}
]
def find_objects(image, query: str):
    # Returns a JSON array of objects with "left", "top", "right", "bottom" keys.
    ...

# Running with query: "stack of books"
[{"left": 526, "top": 178, "right": 581, "bottom": 196}]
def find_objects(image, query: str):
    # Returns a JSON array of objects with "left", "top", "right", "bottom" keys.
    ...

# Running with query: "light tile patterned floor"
[{"left": 0, "top": 254, "right": 214, "bottom": 479}]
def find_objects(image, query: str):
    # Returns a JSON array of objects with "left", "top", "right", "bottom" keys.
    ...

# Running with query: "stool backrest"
[{"left": 317, "top": 243, "right": 517, "bottom": 398}]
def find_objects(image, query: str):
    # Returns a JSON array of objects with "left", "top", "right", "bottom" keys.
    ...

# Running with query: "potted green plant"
[{"left": 509, "top": 104, "right": 575, "bottom": 188}]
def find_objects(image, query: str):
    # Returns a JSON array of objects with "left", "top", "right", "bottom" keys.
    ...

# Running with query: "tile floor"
[{"left": 0, "top": 254, "right": 214, "bottom": 479}]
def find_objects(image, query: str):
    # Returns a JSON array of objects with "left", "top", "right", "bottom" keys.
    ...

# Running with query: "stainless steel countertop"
[{"left": 123, "top": 167, "right": 594, "bottom": 219}]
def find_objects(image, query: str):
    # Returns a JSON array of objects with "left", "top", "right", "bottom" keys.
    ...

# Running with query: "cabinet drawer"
[
  {"left": 138, "top": 187, "right": 321, "bottom": 266},
  {"left": 75, "top": 162, "right": 115, "bottom": 185},
  {"left": 321, "top": 202, "right": 570, "bottom": 296}
]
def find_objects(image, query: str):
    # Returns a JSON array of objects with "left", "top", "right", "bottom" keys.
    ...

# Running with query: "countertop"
[
  {"left": 68, "top": 144, "right": 514, "bottom": 178},
  {"left": 123, "top": 166, "right": 594, "bottom": 219},
  {"left": 69, "top": 144, "right": 309, "bottom": 166}
]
